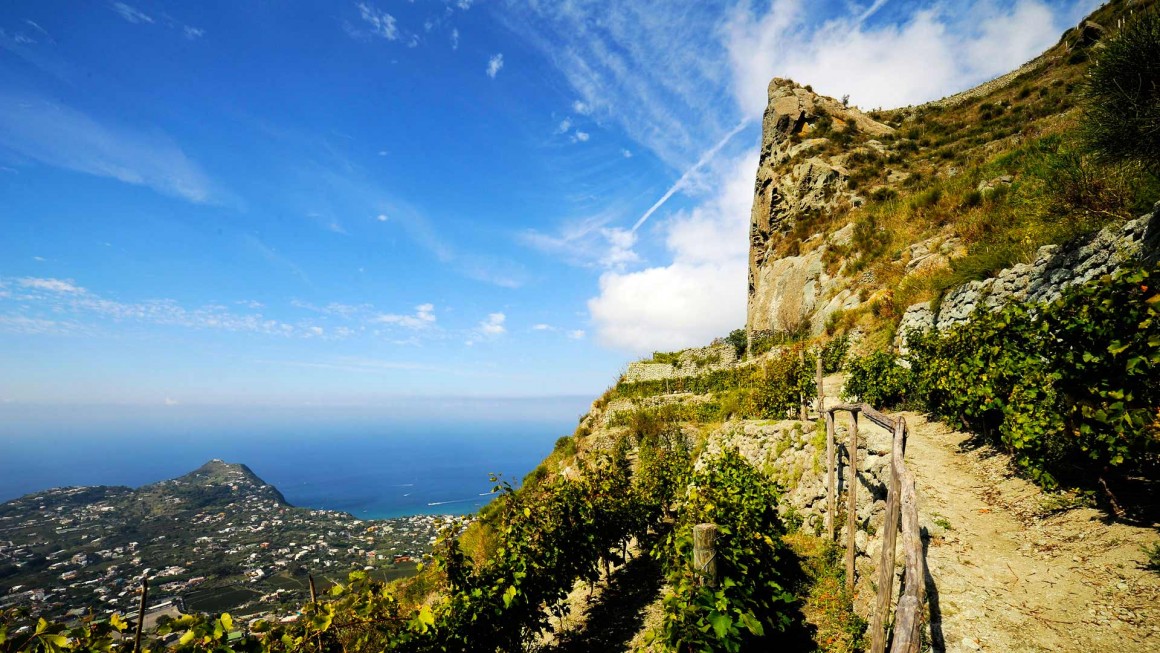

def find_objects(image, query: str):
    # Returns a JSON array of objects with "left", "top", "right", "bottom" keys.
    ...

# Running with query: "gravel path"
[{"left": 897, "top": 411, "right": 1160, "bottom": 652}]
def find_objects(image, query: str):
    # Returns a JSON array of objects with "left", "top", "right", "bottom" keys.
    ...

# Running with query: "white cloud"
[
  {"left": 598, "top": 227, "right": 639, "bottom": 270},
  {"left": 725, "top": 0, "right": 1090, "bottom": 114},
  {"left": 0, "top": 91, "right": 215, "bottom": 203},
  {"left": 18, "top": 277, "right": 84, "bottom": 294},
  {"left": 621, "top": 149, "right": 633, "bottom": 158},
  {"left": 588, "top": 149, "right": 756, "bottom": 353},
  {"left": 356, "top": 2, "right": 399, "bottom": 40},
  {"left": 572, "top": 100, "right": 591, "bottom": 115},
  {"left": 556, "top": 118, "right": 572, "bottom": 134},
  {"left": 451, "top": 28, "right": 460, "bottom": 50},
  {"left": 111, "top": 2, "right": 153, "bottom": 24},
  {"left": 377, "top": 213, "right": 389, "bottom": 222},
  {"left": 532, "top": 323, "right": 553, "bottom": 331},
  {"left": 572, "top": 131, "right": 590, "bottom": 143},
  {"left": 567, "top": 329, "right": 586, "bottom": 340},
  {"left": 184, "top": 26, "right": 204, "bottom": 40},
  {"left": 478, "top": 312, "right": 506, "bottom": 335},
  {"left": 373, "top": 303, "right": 437, "bottom": 329},
  {"left": 486, "top": 53, "right": 504, "bottom": 78},
  {"left": 164, "top": 397, "right": 179, "bottom": 406}
]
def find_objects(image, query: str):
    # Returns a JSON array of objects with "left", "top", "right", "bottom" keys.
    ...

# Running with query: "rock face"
[
  {"left": 898, "top": 204, "right": 1160, "bottom": 345},
  {"left": 747, "top": 230, "right": 862, "bottom": 335},
  {"left": 747, "top": 79, "right": 891, "bottom": 337}
]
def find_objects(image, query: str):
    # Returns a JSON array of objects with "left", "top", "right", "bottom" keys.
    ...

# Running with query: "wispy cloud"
[
  {"left": 111, "top": 2, "right": 153, "bottom": 24},
  {"left": 356, "top": 2, "right": 399, "bottom": 40},
  {"left": 373, "top": 303, "right": 437, "bottom": 330},
  {"left": 486, "top": 53, "right": 504, "bottom": 78},
  {"left": 0, "top": 276, "right": 315, "bottom": 337},
  {"left": 17, "top": 277, "right": 84, "bottom": 294},
  {"left": 184, "top": 26, "right": 204, "bottom": 40},
  {"left": 0, "top": 91, "right": 216, "bottom": 203}
]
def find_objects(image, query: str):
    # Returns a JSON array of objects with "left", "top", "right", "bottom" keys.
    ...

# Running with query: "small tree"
[{"left": 1082, "top": 10, "right": 1160, "bottom": 173}]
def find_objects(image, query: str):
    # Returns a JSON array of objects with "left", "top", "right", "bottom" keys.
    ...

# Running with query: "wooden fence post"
[
  {"left": 816, "top": 352, "right": 824, "bottom": 417},
  {"left": 309, "top": 574, "right": 317, "bottom": 603},
  {"left": 846, "top": 412, "right": 859, "bottom": 592},
  {"left": 133, "top": 577, "right": 148, "bottom": 653},
  {"left": 693, "top": 523, "right": 718, "bottom": 587},
  {"left": 799, "top": 350, "right": 808, "bottom": 421},
  {"left": 825, "top": 411, "right": 836, "bottom": 541},
  {"left": 892, "top": 469, "right": 925, "bottom": 653},
  {"left": 870, "top": 418, "right": 906, "bottom": 653}
]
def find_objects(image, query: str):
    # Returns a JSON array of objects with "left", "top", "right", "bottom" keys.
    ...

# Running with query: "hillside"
[
  {"left": 0, "top": 461, "right": 448, "bottom": 623},
  {"left": 745, "top": 0, "right": 1159, "bottom": 350}
]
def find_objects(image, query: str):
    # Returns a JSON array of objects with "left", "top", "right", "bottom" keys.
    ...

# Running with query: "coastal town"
[{"left": 0, "top": 460, "right": 466, "bottom": 624}]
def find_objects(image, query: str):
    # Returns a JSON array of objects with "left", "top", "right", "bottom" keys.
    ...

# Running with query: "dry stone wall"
[
  {"left": 898, "top": 204, "right": 1159, "bottom": 344},
  {"left": 621, "top": 342, "right": 739, "bottom": 383}
]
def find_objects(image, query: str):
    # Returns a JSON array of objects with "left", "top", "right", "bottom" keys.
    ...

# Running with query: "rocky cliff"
[
  {"left": 746, "top": 79, "right": 891, "bottom": 338},
  {"left": 743, "top": 1, "right": 1154, "bottom": 347}
]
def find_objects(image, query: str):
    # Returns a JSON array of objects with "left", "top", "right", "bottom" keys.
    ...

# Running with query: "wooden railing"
[{"left": 822, "top": 400, "right": 926, "bottom": 653}]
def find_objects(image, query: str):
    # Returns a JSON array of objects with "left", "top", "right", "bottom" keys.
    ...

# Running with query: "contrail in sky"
[{"left": 631, "top": 118, "right": 751, "bottom": 233}]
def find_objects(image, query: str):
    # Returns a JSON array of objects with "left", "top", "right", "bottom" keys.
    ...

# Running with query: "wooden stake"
[
  {"left": 846, "top": 412, "right": 859, "bottom": 592},
  {"left": 893, "top": 469, "right": 925, "bottom": 653},
  {"left": 825, "top": 411, "right": 836, "bottom": 541},
  {"left": 308, "top": 574, "right": 317, "bottom": 603},
  {"left": 799, "top": 350, "right": 808, "bottom": 421},
  {"left": 133, "top": 577, "right": 148, "bottom": 653},
  {"left": 816, "top": 352, "right": 824, "bottom": 417},
  {"left": 870, "top": 418, "right": 905, "bottom": 653},
  {"left": 692, "top": 523, "right": 718, "bottom": 587}
]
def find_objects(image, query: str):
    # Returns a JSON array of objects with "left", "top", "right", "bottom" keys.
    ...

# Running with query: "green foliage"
[
  {"left": 655, "top": 450, "right": 794, "bottom": 652},
  {"left": 725, "top": 328, "right": 748, "bottom": 359},
  {"left": 1083, "top": 10, "right": 1160, "bottom": 173},
  {"left": 651, "top": 351, "right": 683, "bottom": 365},
  {"left": 1143, "top": 542, "right": 1160, "bottom": 573},
  {"left": 820, "top": 334, "right": 850, "bottom": 373},
  {"left": 842, "top": 351, "right": 914, "bottom": 407},
  {"left": 905, "top": 265, "right": 1160, "bottom": 490},
  {"left": 613, "top": 348, "right": 817, "bottom": 422}
]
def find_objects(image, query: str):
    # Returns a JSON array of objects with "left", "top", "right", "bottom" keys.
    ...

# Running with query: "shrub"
[
  {"left": 1083, "top": 10, "right": 1160, "bottom": 173},
  {"left": 906, "top": 265, "right": 1160, "bottom": 491},
  {"left": 820, "top": 333, "right": 850, "bottom": 373},
  {"left": 842, "top": 351, "right": 914, "bottom": 407},
  {"left": 657, "top": 450, "right": 794, "bottom": 651},
  {"left": 725, "top": 328, "right": 748, "bottom": 358}
]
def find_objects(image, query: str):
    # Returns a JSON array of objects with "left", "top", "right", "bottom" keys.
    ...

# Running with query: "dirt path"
[{"left": 896, "top": 410, "right": 1160, "bottom": 652}]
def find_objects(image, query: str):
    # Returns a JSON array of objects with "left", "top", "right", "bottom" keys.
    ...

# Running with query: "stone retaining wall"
[{"left": 898, "top": 204, "right": 1159, "bottom": 345}]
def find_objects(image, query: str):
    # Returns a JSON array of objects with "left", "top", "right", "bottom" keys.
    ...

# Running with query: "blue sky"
[{"left": 0, "top": 0, "right": 1096, "bottom": 412}]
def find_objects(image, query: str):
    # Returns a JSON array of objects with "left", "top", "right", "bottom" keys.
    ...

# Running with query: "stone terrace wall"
[
  {"left": 621, "top": 342, "right": 739, "bottom": 383},
  {"left": 898, "top": 204, "right": 1159, "bottom": 343}
]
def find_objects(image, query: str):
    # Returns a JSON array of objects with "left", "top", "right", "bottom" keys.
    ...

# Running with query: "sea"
[{"left": 0, "top": 397, "right": 590, "bottom": 519}]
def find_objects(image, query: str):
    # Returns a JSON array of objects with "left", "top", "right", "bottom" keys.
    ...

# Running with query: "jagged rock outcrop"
[
  {"left": 898, "top": 203, "right": 1160, "bottom": 346},
  {"left": 747, "top": 79, "right": 892, "bottom": 337}
]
